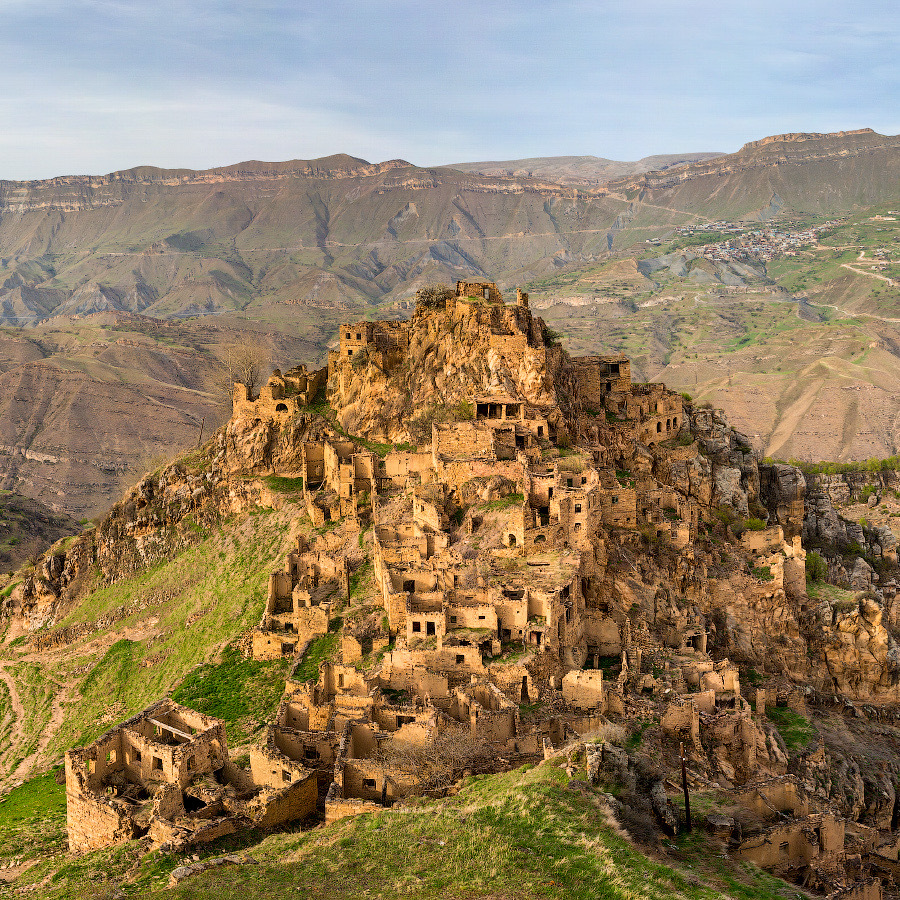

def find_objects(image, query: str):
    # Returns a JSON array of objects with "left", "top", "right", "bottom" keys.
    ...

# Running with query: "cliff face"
[
  {"left": 605, "top": 128, "right": 900, "bottom": 193},
  {"left": 0, "top": 156, "right": 412, "bottom": 214}
]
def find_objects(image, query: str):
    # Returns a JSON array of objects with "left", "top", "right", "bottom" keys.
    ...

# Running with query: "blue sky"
[{"left": 0, "top": 0, "right": 897, "bottom": 180}]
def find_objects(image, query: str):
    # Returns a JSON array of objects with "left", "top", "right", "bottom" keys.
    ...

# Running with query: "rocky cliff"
[
  {"left": 606, "top": 128, "right": 900, "bottom": 193},
  {"left": 327, "top": 290, "right": 573, "bottom": 443}
]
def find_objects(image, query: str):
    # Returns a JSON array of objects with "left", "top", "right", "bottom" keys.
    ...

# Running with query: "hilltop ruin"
[{"left": 50, "top": 279, "right": 900, "bottom": 898}]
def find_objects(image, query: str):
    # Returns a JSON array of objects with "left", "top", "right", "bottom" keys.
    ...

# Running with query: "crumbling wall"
[{"left": 562, "top": 670, "right": 605, "bottom": 710}]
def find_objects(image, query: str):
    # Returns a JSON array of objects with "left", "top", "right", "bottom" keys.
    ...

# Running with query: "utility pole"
[{"left": 680, "top": 741, "right": 692, "bottom": 832}]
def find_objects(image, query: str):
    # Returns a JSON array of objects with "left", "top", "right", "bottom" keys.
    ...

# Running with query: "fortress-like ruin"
[
  {"left": 63, "top": 277, "right": 889, "bottom": 898},
  {"left": 64, "top": 699, "right": 317, "bottom": 853}
]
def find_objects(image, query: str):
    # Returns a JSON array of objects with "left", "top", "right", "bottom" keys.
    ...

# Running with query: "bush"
[
  {"left": 806, "top": 550, "right": 827, "bottom": 583},
  {"left": 751, "top": 565, "right": 774, "bottom": 581},
  {"left": 746, "top": 517, "right": 766, "bottom": 531},
  {"left": 860, "top": 485, "right": 878, "bottom": 503},
  {"left": 544, "top": 327, "right": 563, "bottom": 347}
]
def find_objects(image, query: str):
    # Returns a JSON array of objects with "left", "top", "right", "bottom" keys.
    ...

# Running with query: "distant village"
[{"left": 666, "top": 218, "right": 849, "bottom": 263}]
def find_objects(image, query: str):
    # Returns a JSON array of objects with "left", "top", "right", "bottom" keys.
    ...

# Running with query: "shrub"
[
  {"left": 746, "top": 517, "right": 766, "bottom": 531},
  {"left": 806, "top": 550, "right": 827, "bottom": 583},
  {"left": 544, "top": 327, "right": 563, "bottom": 347},
  {"left": 751, "top": 565, "right": 774, "bottom": 581}
]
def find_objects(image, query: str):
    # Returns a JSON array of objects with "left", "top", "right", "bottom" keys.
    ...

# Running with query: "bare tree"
[
  {"left": 414, "top": 283, "right": 454, "bottom": 310},
  {"left": 372, "top": 723, "right": 499, "bottom": 795},
  {"left": 220, "top": 343, "right": 270, "bottom": 403}
]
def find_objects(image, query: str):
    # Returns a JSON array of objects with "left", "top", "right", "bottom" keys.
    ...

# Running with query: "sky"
[{"left": 0, "top": 0, "right": 897, "bottom": 180}]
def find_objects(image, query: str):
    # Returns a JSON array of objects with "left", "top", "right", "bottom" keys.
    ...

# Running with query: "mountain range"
[{"left": 0, "top": 127, "right": 897, "bottom": 518}]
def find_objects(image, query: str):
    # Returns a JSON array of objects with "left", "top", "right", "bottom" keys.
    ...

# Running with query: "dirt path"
[
  {"left": 633, "top": 199, "right": 705, "bottom": 221},
  {"left": 841, "top": 262, "right": 894, "bottom": 285},
  {"left": 0, "top": 664, "right": 26, "bottom": 782},
  {"left": 0, "top": 665, "right": 24, "bottom": 744},
  {"left": 9, "top": 678, "right": 70, "bottom": 783}
]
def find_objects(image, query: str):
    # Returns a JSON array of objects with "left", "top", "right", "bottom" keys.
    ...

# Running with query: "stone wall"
[
  {"left": 433, "top": 422, "right": 496, "bottom": 461},
  {"left": 570, "top": 356, "right": 632, "bottom": 409},
  {"left": 561, "top": 670, "right": 604, "bottom": 709}
]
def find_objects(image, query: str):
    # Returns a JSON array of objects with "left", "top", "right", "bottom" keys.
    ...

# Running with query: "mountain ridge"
[
  {"left": 0, "top": 126, "right": 896, "bottom": 518},
  {"left": 445, "top": 151, "right": 726, "bottom": 183}
]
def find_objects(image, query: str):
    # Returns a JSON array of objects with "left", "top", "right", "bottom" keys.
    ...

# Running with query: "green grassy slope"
[
  {"left": 0, "top": 761, "right": 805, "bottom": 900},
  {"left": 0, "top": 498, "right": 308, "bottom": 787}
]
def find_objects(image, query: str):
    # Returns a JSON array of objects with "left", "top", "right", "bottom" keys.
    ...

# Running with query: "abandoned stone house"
[
  {"left": 232, "top": 364, "right": 327, "bottom": 420},
  {"left": 65, "top": 699, "right": 317, "bottom": 854}
]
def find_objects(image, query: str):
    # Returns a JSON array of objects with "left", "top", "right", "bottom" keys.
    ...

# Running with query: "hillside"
[
  {"left": 0, "top": 491, "right": 79, "bottom": 572},
  {"left": 0, "top": 281, "right": 898, "bottom": 897},
  {"left": 531, "top": 203, "right": 900, "bottom": 462}
]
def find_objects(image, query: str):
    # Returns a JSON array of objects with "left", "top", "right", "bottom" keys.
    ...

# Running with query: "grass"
[
  {"left": 349, "top": 559, "right": 372, "bottom": 599},
  {"left": 263, "top": 475, "right": 304, "bottom": 493},
  {"left": 133, "top": 761, "right": 796, "bottom": 900},
  {"left": 480, "top": 492, "right": 524, "bottom": 512},
  {"left": 32, "top": 504, "right": 301, "bottom": 758},
  {"left": 805, "top": 581, "right": 856, "bottom": 606},
  {"left": 0, "top": 772, "right": 68, "bottom": 866},
  {"left": 3, "top": 661, "right": 54, "bottom": 775},
  {"left": 171, "top": 645, "right": 291, "bottom": 743},
  {"left": 625, "top": 721, "right": 655, "bottom": 750},
  {"left": 291, "top": 632, "right": 339, "bottom": 683},
  {"left": 766, "top": 706, "right": 817, "bottom": 753}
]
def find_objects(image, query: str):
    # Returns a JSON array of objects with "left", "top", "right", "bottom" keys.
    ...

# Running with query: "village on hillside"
[{"left": 60, "top": 280, "right": 897, "bottom": 900}]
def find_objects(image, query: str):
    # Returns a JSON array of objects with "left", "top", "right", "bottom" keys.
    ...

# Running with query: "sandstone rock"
[
  {"left": 648, "top": 779, "right": 679, "bottom": 834},
  {"left": 850, "top": 557, "right": 875, "bottom": 591}
]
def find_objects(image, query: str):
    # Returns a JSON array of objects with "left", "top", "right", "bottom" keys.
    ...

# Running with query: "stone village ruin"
[{"left": 63, "top": 279, "right": 899, "bottom": 899}]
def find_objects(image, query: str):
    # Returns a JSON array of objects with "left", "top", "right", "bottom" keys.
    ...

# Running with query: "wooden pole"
[{"left": 680, "top": 741, "right": 692, "bottom": 832}]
